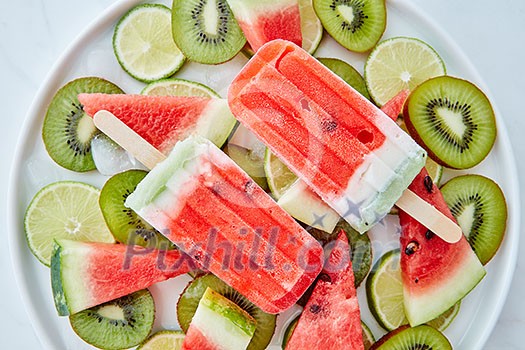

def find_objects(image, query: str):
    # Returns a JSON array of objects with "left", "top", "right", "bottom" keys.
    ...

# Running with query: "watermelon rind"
[
  {"left": 51, "top": 239, "right": 92, "bottom": 316},
  {"left": 189, "top": 287, "right": 256, "bottom": 349},
  {"left": 404, "top": 250, "right": 485, "bottom": 327}
]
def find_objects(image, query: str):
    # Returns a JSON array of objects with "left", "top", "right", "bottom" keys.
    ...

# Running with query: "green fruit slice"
[
  {"left": 113, "top": 4, "right": 185, "bottom": 82},
  {"left": 404, "top": 75, "right": 497, "bottom": 169},
  {"left": 361, "top": 321, "right": 375, "bottom": 350},
  {"left": 42, "top": 77, "right": 123, "bottom": 172},
  {"left": 70, "top": 290, "right": 155, "bottom": 350},
  {"left": 299, "top": 0, "right": 324, "bottom": 54},
  {"left": 441, "top": 174, "right": 507, "bottom": 265},
  {"left": 371, "top": 325, "right": 452, "bottom": 350},
  {"left": 24, "top": 181, "right": 115, "bottom": 266},
  {"left": 137, "top": 330, "right": 185, "bottom": 350},
  {"left": 313, "top": 0, "right": 386, "bottom": 52},
  {"left": 141, "top": 78, "right": 220, "bottom": 97},
  {"left": 224, "top": 144, "right": 269, "bottom": 190},
  {"left": 177, "top": 274, "right": 276, "bottom": 350},
  {"left": 318, "top": 57, "right": 370, "bottom": 99},
  {"left": 365, "top": 37, "right": 446, "bottom": 106},
  {"left": 366, "top": 249, "right": 460, "bottom": 331},
  {"left": 264, "top": 148, "right": 298, "bottom": 199},
  {"left": 171, "top": 0, "right": 246, "bottom": 65},
  {"left": 99, "top": 170, "right": 174, "bottom": 249}
]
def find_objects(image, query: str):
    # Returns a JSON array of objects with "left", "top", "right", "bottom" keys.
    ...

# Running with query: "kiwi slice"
[
  {"left": 441, "top": 174, "right": 507, "bottom": 265},
  {"left": 171, "top": 0, "right": 246, "bottom": 64},
  {"left": 99, "top": 170, "right": 174, "bottom": 249},
  {"left": 177, "top": 274, "right": 276, "bottom": 350},
  {"left": 69, "top": 289, "right": 155, "bottom": 350},
  {"left": 42, "top": 77, "right": 123, "bottom": 172},
  {"left": 318, "top": 57, "right": 371, "bottom": 99},
  {"left": 313, "top": 0, "right": 386, "bottom": 52},
  {"left": 404, "top": 76, "right": 497, "bottom": 169},
  {"left": 371, "top": 325, "right": 452, "bottom": 350}
]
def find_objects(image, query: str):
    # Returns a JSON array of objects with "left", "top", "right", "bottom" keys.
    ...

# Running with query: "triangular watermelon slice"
[
  {"left": 399, "top": 168, "right": 486, "bottom": 326},
  {"left": 285, "top": 230, "right": 364, "bottom": 350},
  {"left": 51, "top": 239, "right": 195, "bottom": 316},
  {"left": 226, "top": 0, "right": 302, "bottom": 52},
  {"left": 78, "top": 93, "right": 236, "bottom": 154}
]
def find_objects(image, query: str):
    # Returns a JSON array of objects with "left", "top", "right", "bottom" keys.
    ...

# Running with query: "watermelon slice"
[
  {"left": 181, "top": 287, "right": 256, "bottom": 350},
  {"left": 285, "top": 230, "right": 364, "bottom": 350},
  {"left": 51, "top": 239, "right": 194, "bottom": 316},
  {"left": 226, "top": 0, "right": 302, "bottom": 52},
  {"left": 399, "top": 168, "right": 486, "bottom": 326},
  {"left": 380, "top": 89, "right": 409, "bottom": 122},
  {"left": 78, "top": 93, "right": 236, "bottom": 153}
]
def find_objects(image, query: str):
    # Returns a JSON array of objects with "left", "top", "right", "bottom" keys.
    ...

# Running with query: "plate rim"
[{"left": 7, "top": 0, "right": 520, "bottom": 348}]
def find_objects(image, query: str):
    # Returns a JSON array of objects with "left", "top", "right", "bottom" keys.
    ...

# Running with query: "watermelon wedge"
[
  {"left": 78, "top": 93, "right": 236, "bottom": 153},
  {"left": 285, "top": 230, "right": 364, "bottom": 350},
  {"left": 380, "top": 89, "right": 409, "bottom": 122},
  {"left": 51, "top": 239, "right": 194, "bottom": 316},
  {"left": 399, "top": 168, "right": 486, "bottom": 326},
  {"left": 226, "top": 0, "right": 302, "bottom": 52},
  {"left": 181, "top": 287, "right": 256, "bottom": 350}
]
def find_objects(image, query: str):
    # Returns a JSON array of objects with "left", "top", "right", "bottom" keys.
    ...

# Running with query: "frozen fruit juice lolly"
[
  {"left": 228, "top": 40, "right": 426, "bottom": 233},
  {"left": 125, "top": 135, "right": 324, "bottom": 314}
]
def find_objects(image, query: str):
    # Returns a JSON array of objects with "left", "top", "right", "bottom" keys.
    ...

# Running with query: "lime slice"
[
  {"left": 366, "top": 249, "right": 407, "bottom": 331},
  {"left": 137, "top": 330, "right": 185, "bottom": 350},
  {"left": 364, "top": 37, "right": 446, "bottom": 106},
  {"left": 142, "top": 78, "right": 220, "bottom": 97},
  {"left": 426, "top": 302, "right": 461, "bottom": 331},
  {"left": 367, "top": 249, "right": 460, "bottom": 331},
  {"left": 264, "top": 148, "right": 298, "bottom": 199},
  {"left": 299, "top": 0, "right": 323, "bottom": 54},
  {"left": 24, "top": 181, "right": 115, "bottom": 266},
  {"left": 113, "top": 4, "right": 185, "bottom": 83}
]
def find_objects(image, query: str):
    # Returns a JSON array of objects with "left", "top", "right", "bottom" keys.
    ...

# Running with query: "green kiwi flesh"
[
  {"left": 69, "top": 289, "right": 155, "bottom": 350},
  {"left": 441, "top": 174, "right": 507, "bottom": 265},
  {"left": 318, "top": 57, "right": 371, "bottom": 99},
  {"left": 313, "top": 0, "right": 386, "bottom": 52},
  {"left": 171, "top": 0, "right": 246, "bottom": 64},
  {"left": 42, "top": 77, "right": 123, "bottom": 172},
  {"left": 404, "top": 76, "right": 497, "bottom": 169},
  {"left": 177, "top": 274, "right": 276, "bottom": 350},
  {"left": 99, "top": 170, "right": 174, "bottom": 249},
  {"left": 371, "top": 325, "right": 452, "bottom": 350}
]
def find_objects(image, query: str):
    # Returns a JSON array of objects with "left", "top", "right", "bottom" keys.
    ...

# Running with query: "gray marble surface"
[{"left": 1, "top": 0, "right": 523, "bottom": 348}]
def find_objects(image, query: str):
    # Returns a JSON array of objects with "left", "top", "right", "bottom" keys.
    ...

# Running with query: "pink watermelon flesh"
[
  {"left": 182, "top": 327, "right": 218, "bottom": 350},
  {"left": 78, "top": 93, "right": 229, "bottom": 154},
  {"left": 285, "top": 231, "right": 364, "bottom": 350},
  {"left": 381, "top": 89, "right": 409, "bottom": 122},
  {"left": 398, "top": 168, "right": 486, "bottom": 326},
  {"left": 228, "top": 0, "right": 302, "bottom": 52},
  {"left": 51, "top": 239, "right": 194, "bottom": 316}
]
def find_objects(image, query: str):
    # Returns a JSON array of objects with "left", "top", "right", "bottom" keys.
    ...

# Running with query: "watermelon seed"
[
  {"left": 309, "top": 304, "right": 322, "bottom": 314},
  {"left": 405, "top": 241, "right": 420, "bottom": 255},
  {"left": 318, "top": 273, "right": 332, "bottom": 283},
  {"left": 425, "top": 230, "right": 435, "bottom": 240},
  {"left": 424, "top": 175, "right": 434, "bottom": 193}
]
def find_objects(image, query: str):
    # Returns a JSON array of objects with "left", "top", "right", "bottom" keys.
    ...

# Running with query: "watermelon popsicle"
[
  {"left": 228, "top": 40, "right": 427, "bottom": 234},
  {"left": 94, "top": 112, "right": 325, "bottom": 314}
]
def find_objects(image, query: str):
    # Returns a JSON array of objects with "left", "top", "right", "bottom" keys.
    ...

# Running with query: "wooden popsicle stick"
[
  {"left": 94, "top": 110, "right": 462, "bottom": 244},
  {"left": 396, "top": 190, "right": 462, "bottom": 243},
  {"left": 93, "top": 110, "right": 166, "bottom": 170}
]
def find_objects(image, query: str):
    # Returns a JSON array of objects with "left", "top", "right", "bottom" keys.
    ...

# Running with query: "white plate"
[{"left": 8, "top": 0, "right": 520, "bottom": 349}]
